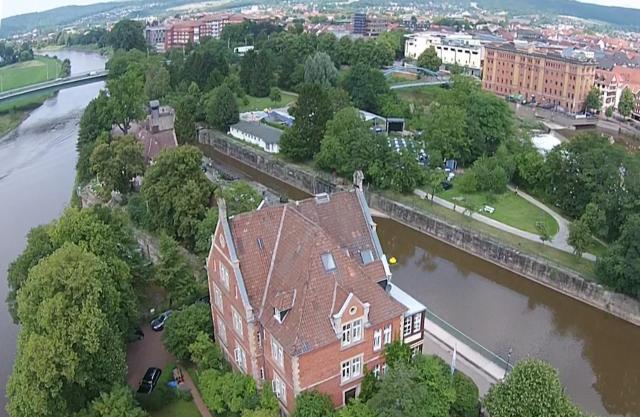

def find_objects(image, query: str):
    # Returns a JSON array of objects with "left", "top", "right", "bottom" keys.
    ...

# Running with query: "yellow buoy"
[{"left": 389, "top": 256, "right": 397, "bottom": 265}]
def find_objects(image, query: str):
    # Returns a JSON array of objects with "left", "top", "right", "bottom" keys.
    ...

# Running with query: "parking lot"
[{"left": 126, "top": 322, "right": 175, "bottom": 389}]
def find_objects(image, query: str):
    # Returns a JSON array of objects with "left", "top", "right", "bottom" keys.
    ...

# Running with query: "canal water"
[
  {"left": 0, "top": 50, "right": 105, "bottom": 416},
  {"left": 202, "top": 147, "right": 640, "bottom": 417}
]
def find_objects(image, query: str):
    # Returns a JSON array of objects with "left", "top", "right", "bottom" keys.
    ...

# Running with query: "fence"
[{"left": 425, "top": 307, "right": 513, "bottom": 374}]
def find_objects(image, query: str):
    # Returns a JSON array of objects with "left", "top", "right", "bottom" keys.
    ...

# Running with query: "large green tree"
[
  {"left": 156, "top": 234, "right": 200, "bottom": 307},
  {"left": 484, "top": 359, "right": 581, "bottom": 417},
  {"left": 174, "top": 82, "right": 201, "bottom": 145},
  {"left": 90, "top": 135, "right": 144, "bottom": 194},
  {"left": 7, "top": 244, "right": 129, "bottom": 417},
  {"left": 596, "top": 215, "right": 640, "bottom": 299},
  {"left": 206, "top": 84, "right": 240, "bottom": 132},
  {"left": 341, "top": 64, "right": 389, "bottom": 114},
  {"left": 189, "top": 331, "right": 224, "bottom": 370},
  {"left": 200, "top": 369, "right": 258, "bottom": 414},
  {"left": 109, "top": 19, "right": 146, "bottom": 51},
  {"left": 424, "top": 105, "right": 471, "bottom": 163},
  {"left": 585, "top": 87, "right": 602, "bottom": 113},
  {"left": 291, "top": 391, "right": 335, "bottom": 417},
  {"left": 79, "top": 385, "right": 149, "bottom": 417},
  {"left": 107, "top": 70, "right": 145, "bottom": 134},
  {"left": 315, "top": 107, "right": 379, "bottom": 177},
  {"left": 218, "top": 180, "right": 262, "bottom": 216},
  {"left": 465, "top": 91, "right": 515, "bottom": 157},
  {"left": 417, "top": 46, "right": 442, "bottom": 72},
  {"left": 240, "top": 49, "right": 275, "bottom": 97},
  {"left": 279, "top": 83, "right": 333, "bottom": 161},
  {"left": 618, "top": 87, "right": 635, "bottom": 118},
  {"left": 304, "top": 52, "right": 338, "bottom": 88},
  {"left": 369, "top": 148, "right": 425, "bottom": 193},
  {"left": 77, "top": 91, "right": 113, "bottom": 183},
  {"left": 144, "top": 65, "right": 170, "bottom": 101},
  {"left": 141, "top": 146, "right": 215, "bottom": 246},
  {"left": 163, "top": 303, "right": 213, "bottom": 360}
]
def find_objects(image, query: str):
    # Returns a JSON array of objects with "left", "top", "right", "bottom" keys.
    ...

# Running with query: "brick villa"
[{"left": 206, "top": 187, "right": 425, "bottom": 413}]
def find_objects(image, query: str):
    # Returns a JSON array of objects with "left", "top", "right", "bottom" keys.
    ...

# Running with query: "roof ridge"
[{"left": 259, "top": 205, "right": 288, "bottom": 317}]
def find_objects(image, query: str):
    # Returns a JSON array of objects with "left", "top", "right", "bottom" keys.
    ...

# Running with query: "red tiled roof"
[{"left": 228, "top": 191, "right": 406, "bottom": 356}]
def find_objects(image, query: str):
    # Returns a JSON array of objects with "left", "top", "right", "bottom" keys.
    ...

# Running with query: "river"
[
  {"left": 203, "top": 149, "right": 640, "bottom": 417},
  {"left": 0, "top": 50, "right": 105, "bottom": 416}
]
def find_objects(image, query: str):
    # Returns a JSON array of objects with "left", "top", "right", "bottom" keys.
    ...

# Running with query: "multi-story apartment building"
[
  {"left": 351, "top": 12, "right": 387, "bottom": 37},
  {"left": 207, "top": 189, "right": 425, "bottom": 413},
  {"left": 595, "top": 69, "right": 622, "bottom": 111},
  {"left": 405, "top": 32, "right": 485, "bottom": 75},
  {"left": 482, "top": 43, "right": 596, "bottom": 113},
  {"left": 144, "top": 25, "right": 167, "bottom": 52},
  {"left": 164, "top": 13, "right": 243, "bottom": 49}
]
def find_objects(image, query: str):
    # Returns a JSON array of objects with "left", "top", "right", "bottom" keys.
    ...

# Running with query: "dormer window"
[
  {"left": 321, "top": 252, "right": 336, "bottom": 272},
  {"left": 360, "top": 249, "right": 374, "bottom": 265},
  {"left": 274, "top": 307, "right": 289, "bottom": 323}
]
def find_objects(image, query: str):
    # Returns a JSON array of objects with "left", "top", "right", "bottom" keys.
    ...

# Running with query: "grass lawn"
[
  {"left": 237, "top": 92, "right": 296, "bottom": 112},
  {"left": 0, "top": 111, "right": 27, "bottom": 137},
  {"left": 382, "top": 190, "right": 597, "bottom": 280},
  {"left": 0, "top": 56, "right": 62, "bottom": 92},
  {"left": 436, "top": 187, "right": 559, "bottom": 236},
  {"left": 150, "top": 398, "right": 200, "bottom": 417},
  {"left": 396, "top": 85, "right": 449, "bottom": 106}
]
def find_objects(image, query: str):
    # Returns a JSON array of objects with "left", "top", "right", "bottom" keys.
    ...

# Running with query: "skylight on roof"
[
  {"left": 360, "top": 249, "right": 374, "bottom": 265},
  {"left": 321, "top": 252, "right": 336, "bottom": 272}
]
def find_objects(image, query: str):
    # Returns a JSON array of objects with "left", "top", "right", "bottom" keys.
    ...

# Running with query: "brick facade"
[{"left": 482, "top": 43, "right": 596, "bottom": 113}]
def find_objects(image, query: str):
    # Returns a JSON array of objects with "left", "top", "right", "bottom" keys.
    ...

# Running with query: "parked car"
[
  {"left": 150, "top": 310, "right": 172, "bottom": 331},
  {"left": 137, "top": 367, "right": 162, "bottom": 394},
  {"left": 441, "top": 181, "right": 453, "bottom": 190}
]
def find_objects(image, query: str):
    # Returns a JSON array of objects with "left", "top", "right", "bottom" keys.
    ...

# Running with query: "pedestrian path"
[
  {"left": 413, "top": 189, "right": 596, "bottom": 261},
  {"left": 182, "top": 367, "right": 213, "bottom": 417}
]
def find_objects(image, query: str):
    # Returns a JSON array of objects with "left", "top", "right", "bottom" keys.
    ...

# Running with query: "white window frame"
[
  {"left": 383, "top": 324, "right": 392, "bottom": 345},
  {"left": 272, "top": 374, "right": 287, "bottom": 404},
  {"left": 271, "top": 336, "right": 284, "bottom": 367},
  {"left": 213, "top": 284, "right": 223, "bottom": 311},
  {"left": 232, "top": 308, "right": 243, "bottom": 337},
  {"left": 373, "top": 329, "right": 382, "bottom": 351},
  {"left": 341, "top": 318, "right": 363, "bottom": 347},
  {"left": 403, "top": 316, "right": 412, "bottom": 336},
  {"left": 220, "top": 263, "right": 230, "bottom": 290},
  {"left": 234, "top": 343, "right": 246, "bottom": 371},
  {"left": 216, "top": 316, "right": 227, "bottom": 346},
  {"left": 341, "top": 355, "right": 363, "bottom": 383},
  {"left": 413, "top": 312, "right": 422, "bottom": 333},
  {"left": 373, "top": 364, "right": 381, "bottom": 378}
]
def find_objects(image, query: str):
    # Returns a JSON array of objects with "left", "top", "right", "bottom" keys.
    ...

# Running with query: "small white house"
[{"left": 229, "top": 121, "right": 282, "bottom": 153}]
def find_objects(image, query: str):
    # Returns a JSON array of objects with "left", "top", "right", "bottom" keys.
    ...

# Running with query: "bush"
[
  {"left": 189, "top": 331, "right": 224, "bottom": 370},
  {"left": 451, "top": 371, "right": 479, "bottom": 417},
  {"left": 163, "top": 303, "right": 213, "bottom": 361},
  {"left": 127, "top": 194, "right": 150, "bottom": 228},
  {"left": 137, "top": 382, "right": 176, "bottom": 411}
]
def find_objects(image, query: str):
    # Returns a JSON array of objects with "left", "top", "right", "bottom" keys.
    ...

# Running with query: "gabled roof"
[{"left": 227, "top": 191, "right": 406, "bottom": 356}]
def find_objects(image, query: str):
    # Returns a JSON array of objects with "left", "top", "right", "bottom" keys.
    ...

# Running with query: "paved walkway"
[
  {"left": 126, "top": 323, "right": 175, "bottom": 388},
  {"left": 414, "top": 189, "right": 596, "bottom": 261},
  {"left": 182, "top": 367, "right": 213, "bottom": 417}
]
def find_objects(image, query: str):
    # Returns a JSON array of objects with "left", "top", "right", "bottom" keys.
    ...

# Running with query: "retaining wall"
[{"left": 199, "top": 129, "right": 640, "bottom": 327}]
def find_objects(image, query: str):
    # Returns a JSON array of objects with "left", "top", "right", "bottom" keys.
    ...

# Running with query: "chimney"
[{"left": 149, "top": 100, "right": 160, "bottom": 133}]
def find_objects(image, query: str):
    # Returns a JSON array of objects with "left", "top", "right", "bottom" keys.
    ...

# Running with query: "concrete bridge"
[{"left": 0, "top": 70, "right": 108, "bottom": 105}]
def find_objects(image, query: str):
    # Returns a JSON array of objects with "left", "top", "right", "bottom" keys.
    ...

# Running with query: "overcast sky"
[{"left": 1, "top": 0, "right": 640, "bottom": 18}]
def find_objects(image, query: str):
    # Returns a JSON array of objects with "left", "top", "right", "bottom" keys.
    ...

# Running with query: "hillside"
[{"left": 476, "top": 0, "right": 640, "bottom": 28}]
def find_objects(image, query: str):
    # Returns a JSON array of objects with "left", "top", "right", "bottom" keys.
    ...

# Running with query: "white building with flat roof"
[{"left": 405, "top": 32, "right": 485, "bottom": 74}]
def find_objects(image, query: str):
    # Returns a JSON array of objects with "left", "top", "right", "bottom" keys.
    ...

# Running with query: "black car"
[
  {"left": 441, "top": 181, "right": 453, "bottom": 190},
  {"left": 150, "top": 310, "right": 172, "bottom": 331},
  {"left": 137, "top": 367, "right": 162, "bottom": 394}
]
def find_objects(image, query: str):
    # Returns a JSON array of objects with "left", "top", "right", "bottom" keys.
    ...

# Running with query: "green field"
[
  {"left": 0, "top": 56, "right": 62, "bottom": 92},
  {"left": 436, "top": 186, "right": 560, "bottom": 236},
  {"left": 382, "top": 190, "right": 596, "bottom": 279},
  {"left": 237, "top": 92, "right": 297, "bottom": 112},
  {"left": 396, "top": 85, "right": 450, "bottom": 106}
]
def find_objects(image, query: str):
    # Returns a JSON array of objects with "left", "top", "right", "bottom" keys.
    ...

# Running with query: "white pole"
[{"left": 450, "top": 342, "right": 457, "bottom": 376}]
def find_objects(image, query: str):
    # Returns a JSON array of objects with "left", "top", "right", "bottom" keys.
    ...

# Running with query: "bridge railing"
[{"left": 0, "top": 70, "right": 108, "bottom": 99}]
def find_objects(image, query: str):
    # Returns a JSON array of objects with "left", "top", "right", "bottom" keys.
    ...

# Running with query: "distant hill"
[
  {"left": 476, "top": 0, "right": 640, "bottom": 28},
  {"left": 0, "top": 2, "right": 130, "bottom": 38}
]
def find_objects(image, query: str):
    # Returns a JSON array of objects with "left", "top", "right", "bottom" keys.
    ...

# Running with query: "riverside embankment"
[{"left": 199, "top": 128, "right": 640, "bottom": 417}]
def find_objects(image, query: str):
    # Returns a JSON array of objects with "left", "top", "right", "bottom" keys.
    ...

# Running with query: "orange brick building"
[
  {"left": 482, "top": 43, "right": 596, "bottom": 113},
  {"left": 165, "top": 13, "right": 244, "bottom": 49},
  {"left": 206, "top": 189, "right": 425, "bottom": 413}
]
